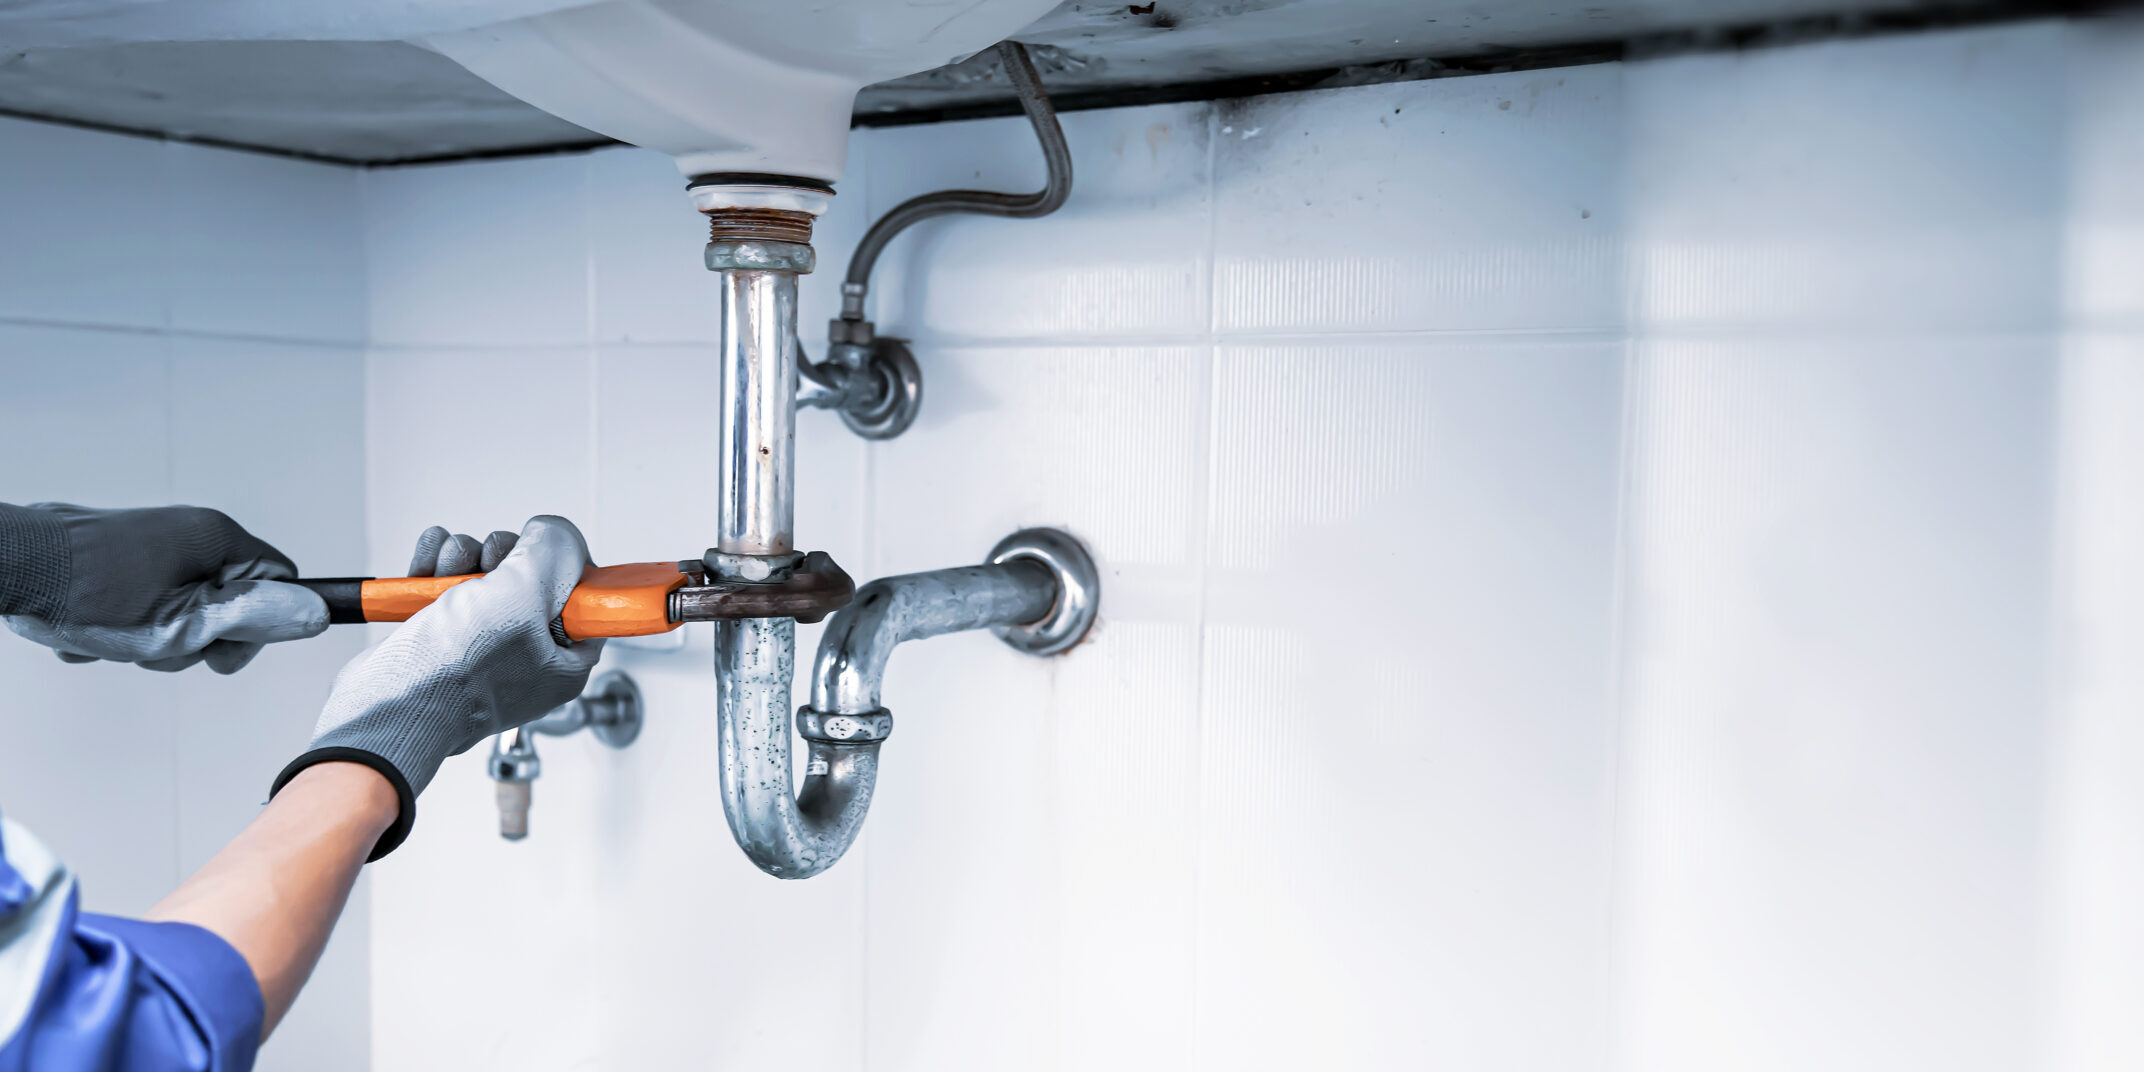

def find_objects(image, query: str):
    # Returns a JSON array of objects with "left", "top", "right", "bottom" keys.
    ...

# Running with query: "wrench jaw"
[{"left": 669, "top": 550, "right": 855, "bottom": 626}]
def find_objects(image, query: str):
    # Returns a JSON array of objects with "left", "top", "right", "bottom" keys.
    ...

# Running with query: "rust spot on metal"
[{"left": 703, "top": 207, "right": 814, "bottom": 245}]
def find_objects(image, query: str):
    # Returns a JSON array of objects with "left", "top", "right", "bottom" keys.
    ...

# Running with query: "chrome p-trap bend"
[{"left": 721, "top": 529, "right": 1098, "bottom": 879}]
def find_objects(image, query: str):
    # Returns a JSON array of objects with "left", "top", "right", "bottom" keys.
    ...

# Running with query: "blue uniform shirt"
[{"left": 0, "top": 813, "right": 262, "bottom": 1071}]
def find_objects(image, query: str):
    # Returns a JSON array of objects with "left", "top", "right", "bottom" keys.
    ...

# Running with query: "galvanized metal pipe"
[
  {"left": 718, "top": 613, "right": 868, "bottom": 877},
  {"left": 838, "top": 41, "right": 1072, "bottom": 322},
  {"left": 716, "top": 562, "right": 1057, "bottom": 879},
  {"left": 810, "top": 561, "right": 1057, "bottom": 715},
  {"left": 706, "top": 242, "right": 890, "bottom": 880},
  {"left": 716, "top": 268, "right": 797, "bottom": 557}
]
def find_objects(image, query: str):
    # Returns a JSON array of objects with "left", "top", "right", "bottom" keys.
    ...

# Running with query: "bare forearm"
[{"left": 145, "top": 761, "right": 397, "bottom": 1038}]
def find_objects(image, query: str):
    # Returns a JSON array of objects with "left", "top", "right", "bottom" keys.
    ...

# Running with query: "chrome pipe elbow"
[
  {"left": 809, "top": 561, "right": 1056, "bottom": 716},
  {"left": 810, "top": 527, "right": 1098, "bottom": 724},
  {"left": 722, "top": 528, "right": 1099, "bottom": 880}
]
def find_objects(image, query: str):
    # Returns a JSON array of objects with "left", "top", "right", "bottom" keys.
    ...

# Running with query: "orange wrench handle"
[{"left": 299, "top": 563, "right": 689, "bottom": 641}]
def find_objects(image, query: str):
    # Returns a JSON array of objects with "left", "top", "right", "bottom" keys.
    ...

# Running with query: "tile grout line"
[
  {"left": 159, "top": 139, "right": 174, "bottom": 337},
  {"left": 1599, "top": 111, "right": 1636, "bottom": 1067},
  {"left": 1597, "top": 334, "right": 1641, "bottom": 1071},
  {"left": 352, "top": 160, "right": 381, "bottom": 1067},
  {"left": 160, "top": 137, "right": 179, "bottom": 884},
  {"left": 337, "top": 323, "right": 2133, "bottom": 353},
  {"left": 162, "top": 331, "right": 184, "bottom": 890},
  {"left": 855, "top": 129, "right": 875, "bottom": 1072},
  {"left": 1187, "top": 98, "right": 1223, "bottom": 1068},
  {"left": 583, "top": 155, "right": 603, "bottom": 559},
  {"left": 0, "top": 314, "right": 369, "bottom": 351}
]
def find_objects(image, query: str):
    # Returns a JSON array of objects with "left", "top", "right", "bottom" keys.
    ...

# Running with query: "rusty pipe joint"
[{"left": 692, "top": 177, "right": 829, "bottom": 274}]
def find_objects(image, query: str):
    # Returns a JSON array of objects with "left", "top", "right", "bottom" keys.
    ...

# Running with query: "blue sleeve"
[{"left": 0, "top": 815, "right": 263, "bottom": 1072}]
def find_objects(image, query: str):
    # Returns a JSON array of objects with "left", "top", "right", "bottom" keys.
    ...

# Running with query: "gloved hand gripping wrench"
[{"left": 292, "top": 550, "right": 854, "bottom": 642}]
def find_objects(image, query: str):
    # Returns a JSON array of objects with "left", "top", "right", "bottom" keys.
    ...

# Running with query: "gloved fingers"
[
  {"left": 559, "top": 636, "right": 606, "bottom": 675},
  {"left": 139, "top": 651, "right": 207, "bottom": 673},
  {"left": 407, "top": 527, "right": 508, "bottom": 577},
  {"left": 125, "top": 581, "right": 330, "bottom": 662},
  {"left": 486, "top": 515, "right": 595, "bottom": 619},
  {"left": 6, "top": 580, "right": 326, "bottom": 666},
  {"left": 479, "top": 531, "right": 518, "bottom": 572},
  {"left": 407, "top": 526, "right": 453, "bottom": 577},
  {"left": 433, "top": 533, "right": 485, "bottom": 577},
  {"left": 6, "top": 617, "right": 144, "bottom": 663},
  {"left": 201, "top": 639, "right": 263, "bottom": 675},
  {"left": 191, "top": 580, "right": 333, "bottom": 645},
  {"left": 213, "top": 512, "right": 301, "bottom": 581}
]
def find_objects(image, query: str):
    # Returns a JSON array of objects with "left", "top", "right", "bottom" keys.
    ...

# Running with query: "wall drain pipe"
[
  {"left": 783, "top": 528, "right": 1098, "bottom": 878},
  {"left": 799, "top": 39, "right": 1073, "bottom": 441}
]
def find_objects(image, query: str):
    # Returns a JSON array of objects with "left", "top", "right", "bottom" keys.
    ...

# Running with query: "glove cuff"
[
  {"left": 270, "top": 748, "right": 417, "bottom": 862},
  {"left": 0, "top": 504, "right": 70, "bottom": 619}
]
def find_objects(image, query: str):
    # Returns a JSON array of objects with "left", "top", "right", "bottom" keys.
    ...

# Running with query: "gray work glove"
[
  {"left": 405, "top": 524, "right": 521, "bottom": 578},
  {"left": 0, "top": 502, "right": 329, "bottom": 674},
  {"left": 271, "top": 515, "right": 604, "bottom": 860}
]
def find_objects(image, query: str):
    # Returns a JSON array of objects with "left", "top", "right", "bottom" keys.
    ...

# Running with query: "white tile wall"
[
  {"left": 2045, "top": 331, "right": 2144, "bottom": 1072},
  {"left": 0, "top": 118, "right": 168, "bottom": 330},
  {"left": 166, "top": 145, "right": 367, "bottom": 343},
  {"left": 1611, "top": 339, "right": 2057, "bottom": 1072},
  {"left": 1212, "top": 66, "right": 1624, "bottom": 335},
  {"left": 1201, "top": 337, "right": 1623, "bottom": 1070},
  {"left": 362, "top": 154, "right": 593, "bottom": 348},
  {"left": 587, "top": 150, "right": 723, "bottom": 346},
  {"left": 2043, "top": 18, "right": 2144, "bottom": 1072},
  {"left": 869, "top": 104, "right": 1214, "bottom": 342},
  {"left": 2064, "top": 15, "right": 2144, "bottom": 332},
  {"left": 8, "top": 10, "right": 2139, "bottom": 1072},
  {"left": 0, "top": 125, "right": 371, "bottom": 1072},
  {"left": 352, "top": 17, "right": 2144, "bottom": 1072},
  {"left": 1623, "top": 23, "right": 2066, "bottom": 334}
]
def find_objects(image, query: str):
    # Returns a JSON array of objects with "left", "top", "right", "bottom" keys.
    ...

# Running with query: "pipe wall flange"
[
  {"left": 840, "top": 338, "right": 923, "bottom": 441},
  {"left": 987, "top": 527, "right": 1098, "bottom": 656}
]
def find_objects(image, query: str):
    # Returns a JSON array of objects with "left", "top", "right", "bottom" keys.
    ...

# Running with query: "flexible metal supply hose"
[{"left": 837, "top": 39, "right": 1074, "bottom": 321}]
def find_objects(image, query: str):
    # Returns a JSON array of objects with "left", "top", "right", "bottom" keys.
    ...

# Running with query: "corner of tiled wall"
[
  {"left": 0, "top": 119, "right": 371, "bottom": 1072},
  {"left": 10, "top": 11, "right": 2140, "bottom": 1072}
]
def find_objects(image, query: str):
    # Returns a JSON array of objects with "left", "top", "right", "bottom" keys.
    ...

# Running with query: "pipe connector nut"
[
  {"left": 705, "top": 549, "right": 805, "bottom": 583},
  {"left": 797, "top": 708, "right": 894, "bottom": 744},
  {"left": 487, "top": 748, "right": 540, "bottom": 784},
  {"left": 705, "top": 241, "right": 816, "bottom": 273},
  {"left": 828, "top": 317, "right": 876, "bottom": 347}
]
